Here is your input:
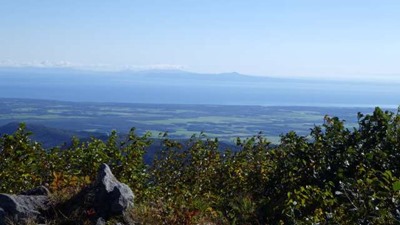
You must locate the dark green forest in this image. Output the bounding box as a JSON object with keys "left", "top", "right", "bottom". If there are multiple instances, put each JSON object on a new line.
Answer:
{"left": 1, "top": 107, "right": 400, "bottom": 224}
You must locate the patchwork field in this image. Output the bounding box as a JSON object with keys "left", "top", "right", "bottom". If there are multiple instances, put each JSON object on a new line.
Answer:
{"left": 0, "top": 98, "right": 384, "bottom": 144}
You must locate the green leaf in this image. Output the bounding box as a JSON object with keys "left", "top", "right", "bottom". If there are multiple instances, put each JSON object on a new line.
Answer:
{"left": 392, "top": 181, "right": 400, "bottom": 191}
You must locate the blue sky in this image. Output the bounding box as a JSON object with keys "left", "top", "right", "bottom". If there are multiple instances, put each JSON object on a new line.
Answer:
{"left": 1, "top": 0, "right": 400, "bottom": 80}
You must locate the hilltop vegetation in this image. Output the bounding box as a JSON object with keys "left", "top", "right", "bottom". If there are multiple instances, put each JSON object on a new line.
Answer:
{"left": 1, "top": 107, "right": 400, "bottom": 224}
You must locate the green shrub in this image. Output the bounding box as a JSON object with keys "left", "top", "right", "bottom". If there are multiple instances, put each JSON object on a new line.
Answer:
{"left": 1, "top": 107, "right": 400, "bottom": 224}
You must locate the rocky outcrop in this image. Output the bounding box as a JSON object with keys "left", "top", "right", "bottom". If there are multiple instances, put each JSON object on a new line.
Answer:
{"left": 0, "top": 164, "right": 134, "bottom": 225}
{"left": 0, "top": 186, "right": 50, "bottom": 225}
{"left": 94, "top": 164, "right": 134, "bottom": 217}
{"left": 54, "top": 163, "right": 135, "bottom": 224}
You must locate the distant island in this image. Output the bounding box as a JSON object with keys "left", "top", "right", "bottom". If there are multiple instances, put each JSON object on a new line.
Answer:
{"left": 0, "top": 67, "right": 398, "bottom": 107}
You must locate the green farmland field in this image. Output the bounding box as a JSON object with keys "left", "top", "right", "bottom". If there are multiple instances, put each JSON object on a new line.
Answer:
{"left": 0, "top": 98, "right": 386, "bottom": 144}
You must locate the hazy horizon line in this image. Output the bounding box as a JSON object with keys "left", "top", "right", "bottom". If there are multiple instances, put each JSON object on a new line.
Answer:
{"left": 1, "top": 60, "right": 399, "bottom": 83}
{"left": 0, "top": 96, "right": 397, "bottom": 110}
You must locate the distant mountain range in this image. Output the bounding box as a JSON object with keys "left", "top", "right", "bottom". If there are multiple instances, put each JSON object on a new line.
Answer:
{"left": 0, "top": 122, "right": 107, "bottom": 149}
{"left": 0, "top": 67, "right": 399, "bottom": 107}
{"left": 0, "top": 121, "right": 239, "bottom": 164}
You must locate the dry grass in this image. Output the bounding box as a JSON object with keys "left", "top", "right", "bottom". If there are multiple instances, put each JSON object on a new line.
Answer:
{"left": 4, "top": 217, "right": 56, "bottom": 225}
{"left": 127, "top": 201, "right": 224, "bottom": 225}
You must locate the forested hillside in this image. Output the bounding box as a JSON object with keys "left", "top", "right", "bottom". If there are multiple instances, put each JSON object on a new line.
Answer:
{"left": 1, "top": 107, "right": 400, "bottom": 224}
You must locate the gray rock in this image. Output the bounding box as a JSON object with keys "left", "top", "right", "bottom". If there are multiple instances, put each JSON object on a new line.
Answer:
{"left": 93, "top": 164, "right": 134, "bottom": 218}
{"left": 96, "top": 217, "right": 106, "bottom": 225}
{"left": 0, "top": 194, "right": 49, "bottom": 224}
{"left": 0, "top": 165, "right": 134, "bottom": 225}
{"left": 54, "top": 163, "right": 135, "bottom": 224}
{"left": 0, "top": 208, "right": 5, "bottom": 225}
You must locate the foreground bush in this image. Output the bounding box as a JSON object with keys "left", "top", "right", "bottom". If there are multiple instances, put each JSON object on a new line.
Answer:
{"left": 1, "top": 107, "right": 400, "bottom": 224}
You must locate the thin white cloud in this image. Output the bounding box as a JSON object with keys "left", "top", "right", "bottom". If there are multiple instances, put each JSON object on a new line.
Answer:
{"left": 0, "top": 60, "right": 74, "bottom": 68}
{"left": 0, "top": 60, "right": 186, "bottom": 71}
